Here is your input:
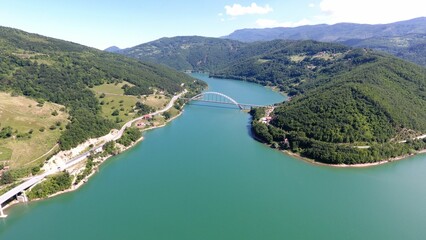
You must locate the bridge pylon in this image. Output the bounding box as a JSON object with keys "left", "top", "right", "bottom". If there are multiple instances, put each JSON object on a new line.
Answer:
{"left": 0, "top": 204, "right": 7, "bottom": 218}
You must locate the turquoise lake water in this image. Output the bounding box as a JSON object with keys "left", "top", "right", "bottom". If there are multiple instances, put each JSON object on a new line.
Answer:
{"left": 1, "top": 73, "right": 426, "bottom": 240}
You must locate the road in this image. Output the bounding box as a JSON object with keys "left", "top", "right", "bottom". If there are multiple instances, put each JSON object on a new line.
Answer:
{"left": 0, "top": 90, "right": 186, "bottom": 217}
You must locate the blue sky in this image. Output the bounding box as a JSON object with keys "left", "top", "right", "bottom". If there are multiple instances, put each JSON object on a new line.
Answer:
{"left": 0, "top": 0, "right": 424, "bottom": 49}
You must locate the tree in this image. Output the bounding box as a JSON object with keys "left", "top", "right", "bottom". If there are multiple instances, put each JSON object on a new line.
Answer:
{"left": 0, "top": 126, "right": 13, "bottom": 138}
{"left": 0, "top": 171, "right": 14, "bottom": 185}
{"left": 111, "top": 109, "right": 120, "bottom": 116}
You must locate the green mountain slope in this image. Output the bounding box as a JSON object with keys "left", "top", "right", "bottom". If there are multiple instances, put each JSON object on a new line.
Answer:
{"left": 119, "top": 35, "right": 426, "bottom": 164}
{"left": 342, "top": 34, "right": 426, "bottom": 66}
{"left": 223, "top": 17, "right": 426, "bottom": 66}
{"left": 260, "top": 55, "right": 426, "bottom": 164}
{"left": 119, "top": 36, "right": 245, "bottom": 71}
{"left": 0, "top": 26, "right": 203, "bottom": 150}
{"left": 211, "top": 40, "right": 351, "bottom": 94}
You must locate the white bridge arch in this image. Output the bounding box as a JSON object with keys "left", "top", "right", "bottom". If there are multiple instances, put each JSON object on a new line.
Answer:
{"left": 189, "top": 91, "right": 243, "bottom": 109}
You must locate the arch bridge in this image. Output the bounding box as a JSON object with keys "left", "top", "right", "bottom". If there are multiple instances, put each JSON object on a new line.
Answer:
{"left": 188, "top": 91, "right": 268, "bottom": 110}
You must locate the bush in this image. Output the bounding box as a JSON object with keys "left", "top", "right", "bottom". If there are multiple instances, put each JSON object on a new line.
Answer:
{"left": 0, "top": 126, "right": 13, "bottom": 139}
{"left": 111, "top": 109, "right": 120, "bottom": 116}
{"left": 27, "top": 171, "right": 72, "bottom": 199}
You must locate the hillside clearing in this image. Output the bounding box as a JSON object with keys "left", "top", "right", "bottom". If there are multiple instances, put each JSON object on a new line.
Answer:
{"left": 0, "top": 92, "right": 68, "bottom": 168}
{"left": 92, "top": 83, "right": 171, "bottom": 125}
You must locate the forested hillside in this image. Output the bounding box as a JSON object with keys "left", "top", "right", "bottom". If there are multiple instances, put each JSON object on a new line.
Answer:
{"left": 342, "top": 34, "right": 426, "bottom": 66}
{"left": 0, "top": 26, "right": 203, "bottom": 150}
{"left": 119, "top": 35, "right": 426, "bottom": 164}
{"left": 118, "top": 36, "right": 245, "bottom": 71}
{"left": 252, "top": 53, "right": 426, "bottom": 164}
{"left": 211, "top": 40, "right": 351, "bottom": 95}
{"left": 223, "top": 17, "right": 426, "bottom": 66}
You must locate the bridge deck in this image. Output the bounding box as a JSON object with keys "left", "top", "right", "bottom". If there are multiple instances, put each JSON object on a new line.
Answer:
{"left": 185, "top": 91, "right": 270, "bottom": 109}
{"left": 0, "top": 176, "right": 43, "bottom": 206}
{"left": 188, "top": 99, "right": 269, "bottom": 108}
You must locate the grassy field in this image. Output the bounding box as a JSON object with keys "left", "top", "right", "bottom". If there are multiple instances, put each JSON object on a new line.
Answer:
{"left": 143, "top": 95, "right": 170, "bottom": 110}
{"left": 290, "top": 55, "right": 306, "bottom": 63}
{"left": 92, "top": 83, "right": 171, "bottom": 125}
{"left": 0, "top": 146, "right": 12, "bottom": 161}
{"left": 0, "top": 92, "right": 68, "bottom": 168}
{"left": 92, "top": 82, "right": 133, "bottom": 95}
{"left": 165, "top": 107, "right": 180, "bottom": 119}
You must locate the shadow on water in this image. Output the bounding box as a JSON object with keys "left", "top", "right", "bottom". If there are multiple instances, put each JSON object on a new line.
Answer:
{"left": 246, "top": 118, "right": 255, "bottom": 139}
{"left": 188, "top": 102, "right": 241, "bottom": 110}
{"left": 189, "top": 102, "right": 256, "bottom": 139}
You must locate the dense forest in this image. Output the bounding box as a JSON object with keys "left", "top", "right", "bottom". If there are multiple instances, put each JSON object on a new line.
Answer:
{"left": 342, "top": 34, "right": 426, "bottom": 66}
{"left": 249, "top": 52, "right": 426, "bottom": 164}
{"left": 118, "top": 36, "right": 245, "bottom": 72}
{"left": 0, "top": 26, "right": 205, "bottom": 150}
{"left": 120, "top": 35, "right": 426, "bottom": 164}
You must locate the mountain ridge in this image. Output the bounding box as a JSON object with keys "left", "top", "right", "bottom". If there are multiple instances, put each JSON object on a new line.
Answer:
{"left": 224, "top": 17, "right": 426, "bottom": 42}
{"left": 223, "top": 17, "right": 426, "bottom": 66}
{"left": 104, "top": 46, "right": 121, "bottom": 53}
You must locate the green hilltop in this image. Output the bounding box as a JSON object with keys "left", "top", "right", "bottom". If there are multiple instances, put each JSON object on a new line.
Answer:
{"left": 119, "top": 36, "right": 245, "bottom": 72}
{"left": 0, "top": 26, "right": 204, "bottom": 150}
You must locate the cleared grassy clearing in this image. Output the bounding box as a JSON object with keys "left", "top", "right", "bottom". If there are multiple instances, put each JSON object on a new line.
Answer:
{"left": 0, "top": 146, "right": 12, "bottom": 161}
{"left": 257, "top": 59, "right": 271, "bottom": 64}
{"left": 0, "top": 92, "right": 68, "bottom": 168}
{"left": 143, "top": 94, "right": 170, "bottom": 110}
{"left": 98, "top": 94, "right": 138, "bottom": 123}
{"left": 92, "top": 83, "right": 171, "bottom": 125}
{"left": 166, "top": 107, "right": 180, "bottom": 119}
{"left": 290, "top": 55, "right": 306, "bottom": 63}
{"left": 92, "top": 81, "right": 134, "bottom": 95}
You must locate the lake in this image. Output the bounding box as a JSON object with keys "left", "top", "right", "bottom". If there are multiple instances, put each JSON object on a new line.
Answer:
{"left": 1, "top": 73, "right": 425, "bottom": 240}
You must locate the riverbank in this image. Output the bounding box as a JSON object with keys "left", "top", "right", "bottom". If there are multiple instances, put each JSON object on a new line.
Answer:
{"left": 52, "top": 110, "right": 185, "bottom": 196}
{"left": 0, "top": 91, "right": 188, "bottom": 212}
{"left": 2, "top": 110, "right": 186, "bottom": 211}
{"left": 250, "top": 101, "right": 426, "bottom": 168}
{"left": 280, "top": 147, "right": 426, "bottom": 168}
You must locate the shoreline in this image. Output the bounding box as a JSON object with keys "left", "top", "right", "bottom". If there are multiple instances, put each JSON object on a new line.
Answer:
{"left": 280, "top": 146, "right": 426, "bottom": 168}
{"left": 1, "top": 108, "right": 186, "bottom": 212}
{"left": 250, "top": 121, "right": 426, "bottom": 168}
{"left": 251, "top": 103, "right": 426, "bottom": 168}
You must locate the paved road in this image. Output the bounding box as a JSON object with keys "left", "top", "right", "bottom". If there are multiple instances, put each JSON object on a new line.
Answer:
{"left": 0, "top": 90, "right": 186, "bottom": 216}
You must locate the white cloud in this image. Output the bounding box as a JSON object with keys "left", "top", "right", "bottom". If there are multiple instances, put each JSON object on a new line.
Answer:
{"left": 225, "top": 3, "right": 273, "bottom": 16}
{"left": 256, "top": 18, "right": 312, "bottom": 28}
{"left": 319, "top": 0, "right": 426, "bottom": 24}
{"left": 308, "top": 3, "right": 315, "bottom": 8}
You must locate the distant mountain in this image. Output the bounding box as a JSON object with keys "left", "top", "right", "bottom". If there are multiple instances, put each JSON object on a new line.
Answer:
{"left": 341, "top": 33, "right": 426, "bottom": 66}
{"left": 119, "top": 36, "right": 245, "bottom": 71}
{"left": 223, "top": 17, "right": 426, "bottom": 66}
{"left": 104, "top": 46, "right": 121, "bottom": 53}
{"left": 224, "top": 17, "right": 426, "bottom": 42}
